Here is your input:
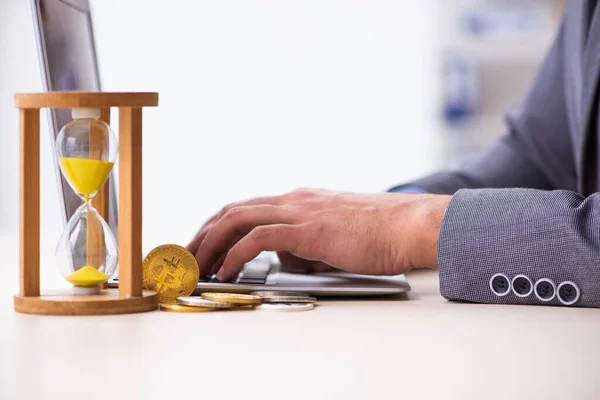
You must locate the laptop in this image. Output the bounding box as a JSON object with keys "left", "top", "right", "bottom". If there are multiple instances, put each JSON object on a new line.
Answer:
{"left": 32, "top": 0, "right": 411, "bottom": 296}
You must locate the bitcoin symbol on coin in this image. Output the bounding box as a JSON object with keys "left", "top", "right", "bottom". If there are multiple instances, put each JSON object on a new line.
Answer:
{"left": 142, "top": 244, "right": 199, "bottom": 303}
{"left": 153, "top": 256, "right": 186, "bottom": 295}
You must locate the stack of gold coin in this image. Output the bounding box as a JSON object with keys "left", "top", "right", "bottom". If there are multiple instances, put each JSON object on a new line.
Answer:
{"left": 202, "top": 292, "right": 262, "bottom": 305}
{"left": 250, "top": 291, "right": 317, "bottom": 311}
{"left": 143, "top": 244, "right": 318, "bottom": 313}
{"left": 171, "top": 293, "right": 262, "bottom": 312}
{"left": 172, "top": 292, "right": 316, "bottom": 313}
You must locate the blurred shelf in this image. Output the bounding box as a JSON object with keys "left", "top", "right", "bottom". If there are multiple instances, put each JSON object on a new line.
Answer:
{"left": 434, "top": 0, "right": 563, "bottom": 170}
{"left": 437, "top": 0, "right": 562, "bottom": 62}
{"left": 442, "top": 35, "right": 554, "bottom": 62}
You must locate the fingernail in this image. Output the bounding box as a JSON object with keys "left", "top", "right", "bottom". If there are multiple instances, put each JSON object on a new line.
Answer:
{"left": 216, "top": 270, "right": 225, "bottom": 281}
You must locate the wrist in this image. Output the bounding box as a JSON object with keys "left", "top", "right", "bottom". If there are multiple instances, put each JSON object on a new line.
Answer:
{"left": 409, "top": 194, "right": 451, "bottom": 268}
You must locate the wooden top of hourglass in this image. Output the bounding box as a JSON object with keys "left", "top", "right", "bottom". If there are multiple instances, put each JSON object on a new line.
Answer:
{"left": 14, "top": 91, "right": 159, "bottom": 316}
{"left": 15, "top": 91, "right": 159, "bottom": 108}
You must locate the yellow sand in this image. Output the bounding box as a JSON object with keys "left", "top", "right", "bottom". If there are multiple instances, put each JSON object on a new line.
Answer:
{"left": 66, "top": 265, "right": 109, "bottom": 287}
{"left": 59, "top": 157, "right": 113, "bottom": 199}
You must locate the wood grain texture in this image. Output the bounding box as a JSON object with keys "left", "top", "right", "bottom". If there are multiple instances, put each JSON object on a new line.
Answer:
{"left": 15, "top": 92, "right": 158, "bottom": 109}
{"left": 118, "top": 108, "right": 143, "bottom": 297}
{"left": 20, "top": 109, "right": 40, "bottom": 297}
{"left": 14, "top": 289, "right": 157, "bottom": 315}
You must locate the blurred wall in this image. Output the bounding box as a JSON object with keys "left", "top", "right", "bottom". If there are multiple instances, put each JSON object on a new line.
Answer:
{"left": 435, "top": 0, "right": 563, "bottom": 167}
{"left": 0, "top": 0, "right": 62, "bottom": 236}
{"left": 0, "top": 1, "right": 439, "bottom": 246}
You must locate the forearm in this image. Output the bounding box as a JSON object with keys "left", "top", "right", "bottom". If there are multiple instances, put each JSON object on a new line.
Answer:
{"left": 408, "top": 194, "right": 451, "bottom": 268}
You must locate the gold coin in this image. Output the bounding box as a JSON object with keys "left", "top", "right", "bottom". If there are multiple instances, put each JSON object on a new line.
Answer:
{"left": 159, "top": 303, "right": 214, "bottom": 313}
{"left": 177, "top": 296, "right": 237, "bottom": 309}
{"left": 142, "top": 244, "right": 199, "bottom": 304}
{"left": 201, "top": 292, "right": 262, "bottom": 305}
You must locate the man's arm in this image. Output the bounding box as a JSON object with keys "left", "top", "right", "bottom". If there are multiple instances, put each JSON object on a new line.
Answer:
{"left": 186, "top": 186, "right": 600, "bottom": 309}
{"left": 438, "top": 188, "right": 600, "bottom": 307}
{"left": 428, "top": 14, "right": 600, "bottom": 307}
{"left": 391, "top": 16, "right": 577, "bottom": 195}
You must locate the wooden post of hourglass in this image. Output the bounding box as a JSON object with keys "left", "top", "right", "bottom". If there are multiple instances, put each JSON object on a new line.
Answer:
{"left": 117, "top": 107, "right": 143, "bottom": 297}
{"left": 19, "top": 108, "right": 41, "bottom": 298}
{"left": 13, "top": 92, "right": 159, "bottom": 315}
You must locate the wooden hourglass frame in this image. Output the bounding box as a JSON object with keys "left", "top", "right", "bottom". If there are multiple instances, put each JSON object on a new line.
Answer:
{"left": 14, "top": 92, "right": 159, "bottom": 315}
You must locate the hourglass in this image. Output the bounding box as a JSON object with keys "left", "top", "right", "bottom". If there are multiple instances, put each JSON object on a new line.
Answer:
{"left": 14, "top": 92, "right": 159, "bottom": 315}
{"left": 55, "top": 108, "right": 118, "bottom": 294}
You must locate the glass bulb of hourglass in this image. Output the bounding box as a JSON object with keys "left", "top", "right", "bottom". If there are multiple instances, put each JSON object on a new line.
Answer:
{"left": 56, "top": 206, "right": 118, "bottom": 287}
{"left": 55, "top": 108, "right": 119, "bottom": 292}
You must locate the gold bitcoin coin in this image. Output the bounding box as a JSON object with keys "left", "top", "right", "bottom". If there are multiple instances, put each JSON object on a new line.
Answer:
{"left": 201, "top": 292, "right": 262, "bottom": 305}
{"left": 159, "top": 303, "right": 214, "bottom": 313}
{"left": 142, "top": 244, "right": 199, "bottom": 304}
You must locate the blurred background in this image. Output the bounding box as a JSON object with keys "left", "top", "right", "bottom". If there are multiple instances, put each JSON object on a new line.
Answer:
{"left": 0, "top": 0, "right": 564, "bottom": 249}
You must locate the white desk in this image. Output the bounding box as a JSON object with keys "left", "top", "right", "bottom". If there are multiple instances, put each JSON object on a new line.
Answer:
{"left": 2, "top": 233, "right": 600, "bottom": 400}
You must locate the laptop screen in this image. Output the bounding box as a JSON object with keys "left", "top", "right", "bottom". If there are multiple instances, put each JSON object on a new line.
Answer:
{"left": 39, "top": 0, "right": 100, "bottom": 131}
{"left": 36, "top": 0, "right": 117, "bottom": 234}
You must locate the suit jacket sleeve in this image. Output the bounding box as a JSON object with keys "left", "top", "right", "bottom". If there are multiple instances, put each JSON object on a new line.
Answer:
{"left": 438, "top": 188, "right": 600, "bottom": 308}
{"left": 393, "top": 17, "right": 577, "bottom": 194}
{"left": 433, "top": 17, "right": 600, "bottom": 308}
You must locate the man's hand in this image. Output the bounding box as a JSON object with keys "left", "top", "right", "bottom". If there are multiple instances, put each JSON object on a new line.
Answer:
{"left": 186, "top": 188, "right": 451, "bottom": 281}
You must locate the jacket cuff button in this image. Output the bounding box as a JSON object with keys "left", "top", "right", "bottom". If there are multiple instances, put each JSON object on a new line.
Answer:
{"left": 534, "top": 278, "right": 556, "bottom": 302}
{"left": 489, "top": 273, "right": 511, "bottom": 296}
{"left": 511, "top": 275, "right": 533, "bottom": 297}
{"left": 557, "top": 281, "right": 580, "bottom": 306}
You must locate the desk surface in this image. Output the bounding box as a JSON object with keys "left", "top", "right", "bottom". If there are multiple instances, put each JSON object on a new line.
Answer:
{"left": 1, "top": 233, "right": 600, "bottom": 400}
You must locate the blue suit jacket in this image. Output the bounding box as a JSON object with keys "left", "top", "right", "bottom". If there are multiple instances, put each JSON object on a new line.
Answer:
{"left": 395, "top": 1, "right": 600, "bottom": 307}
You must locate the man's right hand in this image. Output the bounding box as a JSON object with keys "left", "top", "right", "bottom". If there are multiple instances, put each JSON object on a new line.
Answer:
{"left": 186, "top": 188, "right": 450, "bottom": 281}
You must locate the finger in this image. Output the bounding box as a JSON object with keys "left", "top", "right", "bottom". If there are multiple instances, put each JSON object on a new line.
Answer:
{"left": 196, "top": 205, "right": 296, "bottom": 272}
{"left": 208, "top": 234, "right": 242, "bottom": 276}
{"left": 197, "top": 233, "right": 241, "bottom": 277}
{"left": 186, "top": 194, "right": 291, "bottom": 254}
{"left": 208, "top": 252, "right": 227, "bottom": 276}
{"left": 214, "top": 195, "right": 291, "bottom": 221}
{"left": 217, "top": 224, "right": 303, "bottom": 281}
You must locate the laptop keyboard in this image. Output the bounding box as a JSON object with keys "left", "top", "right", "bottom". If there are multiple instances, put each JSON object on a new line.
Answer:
{"left": 200, "top": 262, "right": 272, "bottom": 285}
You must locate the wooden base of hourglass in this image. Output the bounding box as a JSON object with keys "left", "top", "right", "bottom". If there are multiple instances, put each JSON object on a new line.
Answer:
{"left": 14, "top": 290, "right": 158, "bottom": 316}
{"left": 13, "top": 92, "right": 159, "bottom": 316}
